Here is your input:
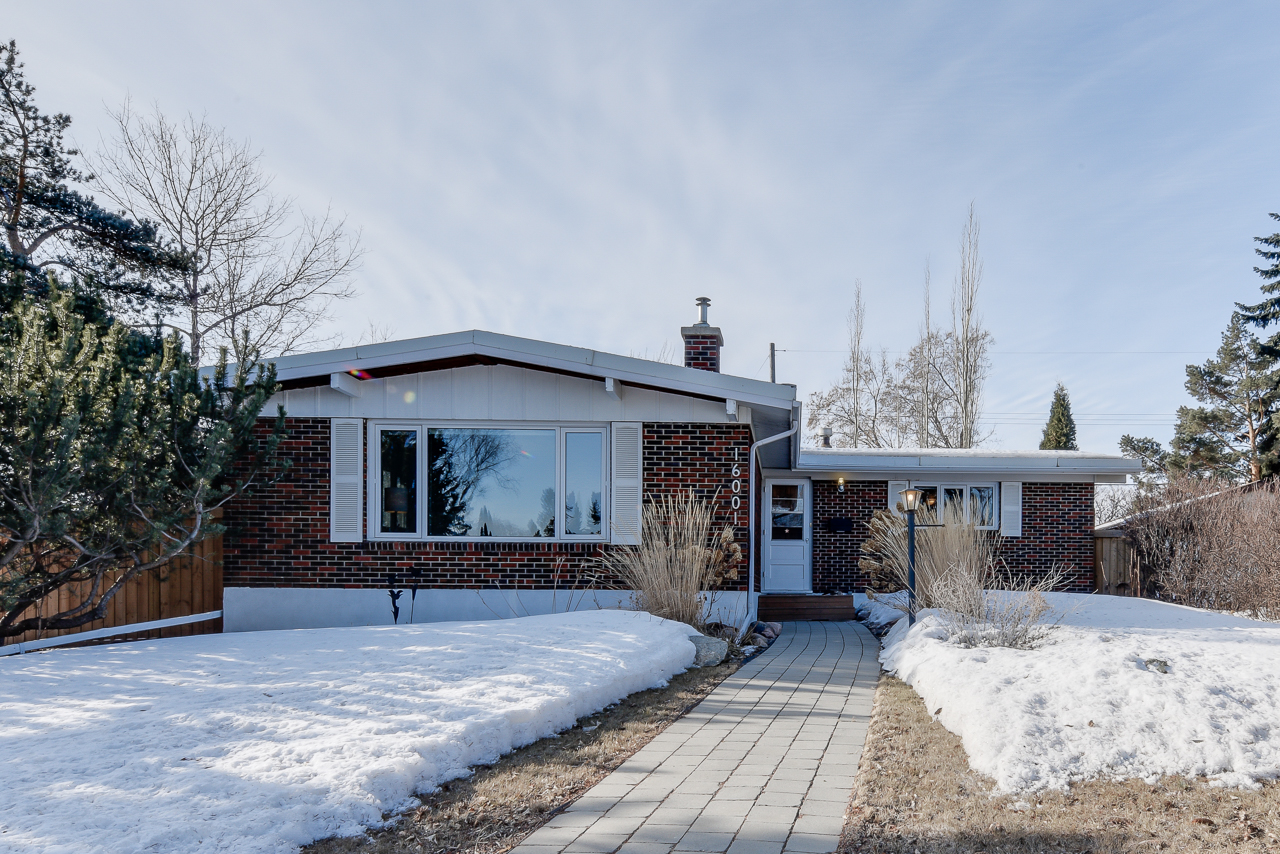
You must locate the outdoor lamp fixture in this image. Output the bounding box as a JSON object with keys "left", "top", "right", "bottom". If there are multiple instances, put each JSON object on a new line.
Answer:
{"left": 900, "top": 488, "right": 924, "bottom": 626}
{"left": 837, "top": 476, "right": 845, "bottom": 493}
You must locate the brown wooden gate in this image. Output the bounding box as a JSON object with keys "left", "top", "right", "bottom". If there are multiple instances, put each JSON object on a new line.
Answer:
{"left": 1094, "top": 529, "right": 1138, "bottom": 596}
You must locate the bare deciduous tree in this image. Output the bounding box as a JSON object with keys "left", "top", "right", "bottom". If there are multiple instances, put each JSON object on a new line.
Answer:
{"left": 807, "top": 206, "right": 993, "bottom": 449}
{"left": 93, "top": 103, "right": 361, "bottom": 366}
{"left": 1129, "top": 478, "right": 1280, "bottom": 618}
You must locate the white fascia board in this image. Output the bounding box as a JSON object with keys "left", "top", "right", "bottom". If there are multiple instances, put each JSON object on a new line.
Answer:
{"left": 776, "top": 468, "right": 1127, "bottom": 484}
{"left": 795, "top": 449, "right": 1142, "bottom": 479}
{"left": 263, "top": 329, "right": 797, "bottom": 412}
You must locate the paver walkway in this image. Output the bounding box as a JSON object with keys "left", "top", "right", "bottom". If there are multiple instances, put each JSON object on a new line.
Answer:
{"left": 512, "top": 620, "right": 879, "bottom": 854}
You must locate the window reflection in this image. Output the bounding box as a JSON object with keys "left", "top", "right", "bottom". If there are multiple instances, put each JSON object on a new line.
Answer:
{"left": 971, "top": 486, "right": 996, "bottom": 527}
{"left": 426, "top": 428, "right": 557, "bottom": 537}
{"left": 564, "top": 432, "right": 603, "bottom": 536}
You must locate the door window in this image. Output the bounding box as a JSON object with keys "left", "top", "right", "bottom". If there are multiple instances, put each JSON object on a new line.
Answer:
{"left": 770, "top": 484, "right": 804, "bottom": 540}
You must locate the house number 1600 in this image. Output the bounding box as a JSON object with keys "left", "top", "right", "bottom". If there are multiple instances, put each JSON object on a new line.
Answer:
{"left": 730, "top": 462, "right": 742, "bottom": 510}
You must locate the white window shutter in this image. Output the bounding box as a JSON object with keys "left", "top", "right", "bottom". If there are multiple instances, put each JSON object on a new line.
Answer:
{"left": 330, "top": 418, "right": 364, "bottom": 542}
{"left": 610, "top": 422, "right": 643, "bottom": 545}
{"left": 1000, "top": 482, "right": 1022, "bottom": 538}
{"left": 887, "top": 481, "right": 909, "bottom": 517}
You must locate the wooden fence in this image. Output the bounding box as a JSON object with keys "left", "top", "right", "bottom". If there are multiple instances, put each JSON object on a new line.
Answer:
{"left": 2, "top": 527, "right": 224, "bottom": 648}
{"left": 1095, "top": 529, "right": 1139, "bottom": 596}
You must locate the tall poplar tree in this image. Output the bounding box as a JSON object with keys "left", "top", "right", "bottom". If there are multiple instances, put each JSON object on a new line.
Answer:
{"left": 1040, "top": 384, "right": 1079, "bottom": 451}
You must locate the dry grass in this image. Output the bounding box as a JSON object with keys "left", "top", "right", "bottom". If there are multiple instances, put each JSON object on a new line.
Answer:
{"left": 841, "top": 675, "right": 1280, "bottom": 853}
{"left": 306, "top": 659, "right": 740, "bottom": 854}
{"left": 600, "top": 489, "right": 742, "bottom": 630}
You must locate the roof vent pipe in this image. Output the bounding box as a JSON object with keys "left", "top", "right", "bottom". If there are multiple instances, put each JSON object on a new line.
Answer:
{"left": 821, "top": 427, "right": 833, "bottom": 448}
{"left": 694, "top": 296, "right": 711, "bottom": 326}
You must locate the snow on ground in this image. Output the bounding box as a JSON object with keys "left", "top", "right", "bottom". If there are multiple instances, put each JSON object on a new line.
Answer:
{"left": 880, "top": 592, "right": 1280, "bottom": 792}
{"left": 0, "top": 610, "right": 696, "bottom": 854}
{"left": 852, "top": 592, "right": 907, "bottom": 634}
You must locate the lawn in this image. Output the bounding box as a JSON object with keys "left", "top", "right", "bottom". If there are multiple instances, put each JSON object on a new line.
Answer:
{"left": 0, "top": 610, "right": 699, "bottom": 854}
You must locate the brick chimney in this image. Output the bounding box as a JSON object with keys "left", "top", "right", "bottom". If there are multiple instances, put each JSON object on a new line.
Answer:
{"left": 682, "top": 296, "right": 723, "bottom": 372}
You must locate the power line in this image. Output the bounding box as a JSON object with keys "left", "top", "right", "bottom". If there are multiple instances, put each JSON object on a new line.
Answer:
{"left": 777, "top": 348, "right": 1212, "bottom": 355}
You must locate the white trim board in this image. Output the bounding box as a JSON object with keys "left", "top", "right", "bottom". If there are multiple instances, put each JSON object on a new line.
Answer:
{"left": 223, "top": 588, "right": 752, "bottom": 633}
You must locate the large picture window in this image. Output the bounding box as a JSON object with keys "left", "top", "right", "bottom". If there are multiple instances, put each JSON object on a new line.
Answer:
{"left": 370, "top": 423, "right": 608, "bottom": 541}
{"left": 910, "top": 482, "right": 999, "bottom": 530}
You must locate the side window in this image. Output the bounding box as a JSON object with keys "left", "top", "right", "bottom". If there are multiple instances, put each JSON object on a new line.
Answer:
{"left": 563, "top": 430, "right": 605, "bottom": 536}
{"left": 379, "top": 428, "right": 419, "bottom": 535}
{"left": 970, "top": 485, "right": 997, "bottom": 528}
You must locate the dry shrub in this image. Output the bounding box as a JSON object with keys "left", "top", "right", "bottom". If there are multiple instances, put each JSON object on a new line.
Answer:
{"left": 860, "top": 505, "right": 1063, "bottom": 649}
{"left": 600, "top": 490, "right": 741, "bottom": 630}
{"left": 1130, "top": 478, "right": 1280, "bottom": 617}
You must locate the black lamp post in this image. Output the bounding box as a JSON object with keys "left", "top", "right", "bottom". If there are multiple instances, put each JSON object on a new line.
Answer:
{"left": 900, "top": 487, "right": 924, "bottom": 626}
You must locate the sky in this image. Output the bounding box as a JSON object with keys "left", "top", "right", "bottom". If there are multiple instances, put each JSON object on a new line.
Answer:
{"left": 11, "top": 2, "right": 1280, "bottom": 452}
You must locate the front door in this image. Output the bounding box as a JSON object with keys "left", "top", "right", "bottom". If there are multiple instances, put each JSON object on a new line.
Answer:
{"left": 763, "top": 480, "right": 810, "bottom": 592}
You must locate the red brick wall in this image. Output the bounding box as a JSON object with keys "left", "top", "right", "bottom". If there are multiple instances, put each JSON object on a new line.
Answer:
{"left": 643, "top": 423, "right": 752, "bottom": 591}
{"left": 811, "top": 480, "right": 886, "bottom": 593}
{"left": 223, "top": 419, "right": 752, "bottom": 591}
{"left": 809, "top": 480, "right": 1095, "bottom": 593}
{"left": 682, "top": 335, "right": 722, "bottom": 372}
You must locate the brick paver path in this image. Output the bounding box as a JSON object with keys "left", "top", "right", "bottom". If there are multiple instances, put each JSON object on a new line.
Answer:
{"left": 511, "top": 620, "right": 879, "bottom": 854}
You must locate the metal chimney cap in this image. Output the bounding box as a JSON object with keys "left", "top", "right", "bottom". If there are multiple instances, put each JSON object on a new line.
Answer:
{"left": 694, "top": 297, "right": 711, "bottom": 326}
{"left": 821, "top": 426, "right": 833, "bottom": 448}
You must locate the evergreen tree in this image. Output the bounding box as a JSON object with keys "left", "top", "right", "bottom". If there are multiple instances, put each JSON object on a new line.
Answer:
{"left": 1039, "top": 384, "right": 1079, "bottom": 450}
{"left": 0, "top": 279, "right": 284, "bottom": 637}
{"left": 1169, "top": 314, "right": 1276, "bottom": 481}
{"left": 0, "top": 41, "right": 183, "bottom": 312}
{"left": 1236, "top": 212, "right": 1280, "bottom": 477}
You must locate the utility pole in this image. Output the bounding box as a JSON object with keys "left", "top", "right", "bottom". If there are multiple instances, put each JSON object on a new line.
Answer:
{"left": 769, "top": 343, "right": 776, "bottom": 383}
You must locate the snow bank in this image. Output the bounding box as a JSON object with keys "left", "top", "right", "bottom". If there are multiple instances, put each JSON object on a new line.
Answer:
{"left": 881, "top": 593, "right": 1280, "bottom": 792}
{"left": 0, "top": 610, "right": 695, "bottom": 854}
{"left": 853, "top": 591, "right": 906, "bottom": 634}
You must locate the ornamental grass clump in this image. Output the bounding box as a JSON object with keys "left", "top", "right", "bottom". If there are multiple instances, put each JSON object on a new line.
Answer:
{"left": 859, "top": 505, "right": 1063, "bottom": 649}
{"left": 601, "top": 490, "right": 741, "bottom": 630}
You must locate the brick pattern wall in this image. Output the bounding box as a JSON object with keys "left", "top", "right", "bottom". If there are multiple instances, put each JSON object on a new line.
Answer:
{"left": 223, "top": 418, "right": 752, "bottom": 591}
{"left": 643, "top": 423, "right": 753, "bottom": 592}
{"left": 811, "top": 481, "right": 886, "bottom": 593}
{"left": 1000, "top": 482, "right": 1095, "bottom": 591}
{"left": 682, "top": 335, "right": 722, "bottom": 372}
{"left": 808, "top": 480, "right": 1095, "bottom": 593}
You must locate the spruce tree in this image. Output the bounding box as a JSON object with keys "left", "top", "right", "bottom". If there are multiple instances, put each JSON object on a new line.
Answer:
{"left": 1236, "top": 212, "right": 1280, "bottom": 476}
{"left": 1040, "top": 384, "right": 1079, "bottom": 451}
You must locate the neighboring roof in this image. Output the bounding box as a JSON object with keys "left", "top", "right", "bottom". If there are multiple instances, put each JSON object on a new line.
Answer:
{"left": 795, "top": 447, "right": 1142, "bottom": 480}
{"left": 243, "top": 329, "right": 798, "bottom": 412}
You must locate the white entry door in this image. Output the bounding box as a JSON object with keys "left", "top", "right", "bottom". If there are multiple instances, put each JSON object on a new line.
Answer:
{"left": 763, "top": 480, "right": 811, "bottom": 592}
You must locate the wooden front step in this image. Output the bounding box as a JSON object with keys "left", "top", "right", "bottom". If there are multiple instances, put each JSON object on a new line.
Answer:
{"left": 758, "top": 594, "right": 856, "bottom": 622}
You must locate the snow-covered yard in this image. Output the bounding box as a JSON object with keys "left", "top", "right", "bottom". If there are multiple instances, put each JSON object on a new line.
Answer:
{"left": 873, "top": 593, "right": 1280, "bottom": 793}
{"left": 0, "top": 610, "right": 696, "bottom": 854}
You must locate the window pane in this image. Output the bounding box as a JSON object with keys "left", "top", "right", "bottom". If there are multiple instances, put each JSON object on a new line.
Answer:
{"left": 380, "top": 430, "right": 417, "bottom": 534}
{"left": 943, "top": 487, "right": 965, "bottom": 524}
{"left": 564, "top": 432, "right": 604, "bottom": 536}
{"left": 915, "top": 486, "right": 939, "bottom": 524}
{"left": 771, "top": 485, "right": 804, "bottom": 540}
{"left": 971, "top": 486, "right": 995, "bottom": 527}
{"left": 427, "top": 428, "right": 557, "bottom": 537}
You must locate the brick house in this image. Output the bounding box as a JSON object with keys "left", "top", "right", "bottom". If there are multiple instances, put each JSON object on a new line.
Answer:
{"left": 221, "top": 301, "right": 1138, "bottom": 631}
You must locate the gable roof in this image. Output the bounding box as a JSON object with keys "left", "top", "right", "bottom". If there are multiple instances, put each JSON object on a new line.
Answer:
{"left": 259, "top": 329, "right": 797, "bottom": 412}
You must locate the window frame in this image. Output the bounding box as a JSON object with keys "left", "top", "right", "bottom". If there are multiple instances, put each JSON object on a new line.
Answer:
{"left": 908, "top": 481, "right": 1000, "bottom": 531}
{"left": 366, "top": 421, "right": 610, "bottom": 543}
